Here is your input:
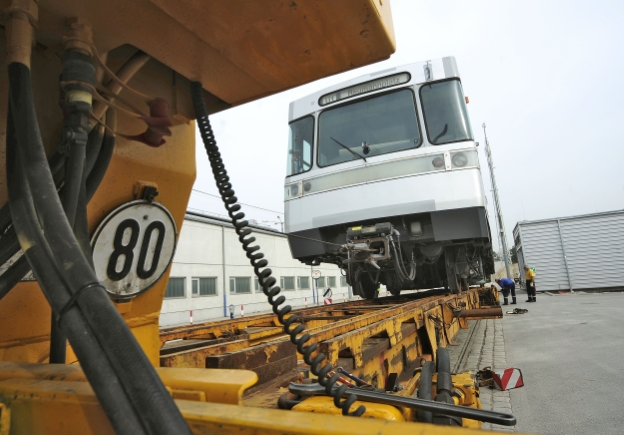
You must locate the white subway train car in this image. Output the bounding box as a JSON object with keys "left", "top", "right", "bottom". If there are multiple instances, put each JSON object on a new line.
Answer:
{"left": 284, "top": 57, "right": 494, "bottom": 298}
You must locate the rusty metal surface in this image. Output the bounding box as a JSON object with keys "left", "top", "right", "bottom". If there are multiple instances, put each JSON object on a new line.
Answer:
{"left": 160, "top": 289, "right": 497, "bottom": 392}
{"left": 459, "top": 308, "right": 503, "bottom": 319}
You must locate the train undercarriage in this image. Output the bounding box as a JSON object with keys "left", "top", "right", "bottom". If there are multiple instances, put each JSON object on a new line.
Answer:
{"left": 289, "top": 208, "right": 496, "bottom": 298}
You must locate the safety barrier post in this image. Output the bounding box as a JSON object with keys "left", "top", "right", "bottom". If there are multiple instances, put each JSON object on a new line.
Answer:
{"left": 305, "top": 297, "right": 308, "bottom": 308}
{"left": 190, "top": 310, "right": 193, "bottom": 325}
{"left": 240, "top": 305, "right": 244, "bottom": 318}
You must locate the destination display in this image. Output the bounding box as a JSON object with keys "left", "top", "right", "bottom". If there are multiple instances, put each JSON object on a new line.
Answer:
{"left": 318, "top": 72, "right": 410, "bottom": 106}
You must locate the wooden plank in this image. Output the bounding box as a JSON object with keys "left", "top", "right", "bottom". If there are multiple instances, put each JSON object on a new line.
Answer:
{"left": 160, "top": 340, "right": 249, "bottom": 368}
{"left": 252, "top": 355, "right": 298, "bottom": 386}
{"left": 205, "top": 340, "right": 295, "bottom": 370}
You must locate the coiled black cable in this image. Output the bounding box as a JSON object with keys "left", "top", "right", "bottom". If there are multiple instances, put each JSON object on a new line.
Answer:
{"left": 191, "top": 81, "right": 364, "bottom": 417}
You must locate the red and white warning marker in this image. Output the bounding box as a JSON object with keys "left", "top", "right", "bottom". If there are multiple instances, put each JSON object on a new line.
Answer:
{"left": 492, "top": 368, "right": 524, "bottom": 390}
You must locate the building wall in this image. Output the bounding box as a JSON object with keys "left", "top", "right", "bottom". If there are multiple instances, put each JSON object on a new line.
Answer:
{"left": 160, "top": 214, "right": 355, "bottom": 327}
{"left": 513, "top": 210, "right": 624, "bottom": 292}
{"left": 493, "top": 263, "right": 519, "bottom": 280}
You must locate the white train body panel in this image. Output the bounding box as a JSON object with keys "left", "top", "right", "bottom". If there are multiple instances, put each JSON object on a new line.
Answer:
{"left": 285, "top": 162, "right": 485, "bottom": 233}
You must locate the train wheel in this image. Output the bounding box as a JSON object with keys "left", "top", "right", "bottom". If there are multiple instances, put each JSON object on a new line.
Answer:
{"left": 384, "top": 272, "right": 401, "bottom": 296}
{"left": 354, "top": 273, "right": 378, "bottom": 299}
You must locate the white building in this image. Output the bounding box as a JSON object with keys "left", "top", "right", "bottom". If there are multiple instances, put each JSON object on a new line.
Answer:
{"left": 160, "top": 212, "right": 355, "bottom": 327}
{"left": 513, "top": 210, "right": 624, "bottom": 292}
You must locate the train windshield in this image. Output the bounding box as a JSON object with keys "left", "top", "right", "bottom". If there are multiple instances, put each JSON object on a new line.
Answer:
{"left": 287, "top": 116, "right": 314, "bottom": 176}
{"left": 420, "top": 79, "right": 473, "bottom": 145}
{"left": 317, "top": 89, "right": 421, "bottom": 167}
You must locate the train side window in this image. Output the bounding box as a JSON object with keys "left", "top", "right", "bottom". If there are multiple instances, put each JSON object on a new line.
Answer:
{"left": 419, "top": 79, "right": 473, "bottom": 145}
{"left": 287, "top": 116, "right": 314, "bottom": 176}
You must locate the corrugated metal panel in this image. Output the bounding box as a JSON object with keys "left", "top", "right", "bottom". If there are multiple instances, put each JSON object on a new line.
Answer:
{"left": 560, "top": 213, "right": 624, "bottom": 290}
{"left": 519, "top": 221, "right": 570, "bottom": 291}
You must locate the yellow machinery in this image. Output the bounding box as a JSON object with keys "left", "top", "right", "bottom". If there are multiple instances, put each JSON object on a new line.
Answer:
{"left": 0, "top": 0, "right": 517, "bottom": 433}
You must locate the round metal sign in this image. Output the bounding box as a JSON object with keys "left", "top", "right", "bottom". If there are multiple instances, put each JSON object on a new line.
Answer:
{"left": 91, "top": 200, "right": 177, "bottom": 299}
{"left": 312, "top": 270, "right": 321, "bottom": 279}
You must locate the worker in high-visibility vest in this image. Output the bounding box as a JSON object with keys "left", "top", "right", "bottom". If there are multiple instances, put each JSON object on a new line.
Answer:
{"left": 524, "top": 265, "right": 536, "bottom": 302}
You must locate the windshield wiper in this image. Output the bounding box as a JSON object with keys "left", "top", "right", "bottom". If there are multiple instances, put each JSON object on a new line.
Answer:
{"left": 432, "top": 123, "right": 448, "bottom": 143}
{"left": 330, "top": 137, "right": 367, "bottom": 163}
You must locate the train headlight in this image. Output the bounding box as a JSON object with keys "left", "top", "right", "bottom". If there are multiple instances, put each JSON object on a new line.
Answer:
{"left": 303, "top": 181, "right": 311, "bottom": 192}
{"left": 451, "top": 153, "right": 468, "bottom": 167}
{"left": 284, "top": 183, "right": 300, "bottom": 199}
{"left": 432, "top": 156, "right": 445, "bottom": 168}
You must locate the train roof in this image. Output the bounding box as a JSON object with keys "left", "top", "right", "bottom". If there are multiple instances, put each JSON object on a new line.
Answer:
{"left": 289, "top": 56, "right": 460, "bottom": 121}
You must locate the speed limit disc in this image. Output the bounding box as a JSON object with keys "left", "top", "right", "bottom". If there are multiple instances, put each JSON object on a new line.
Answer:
{"left": 92, "top": 200, "right": 178, "bottom": 299}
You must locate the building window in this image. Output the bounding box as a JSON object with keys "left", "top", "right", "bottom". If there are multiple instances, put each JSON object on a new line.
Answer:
{"left": 165, "top": 277, "right": 185, "bottom": 298}
{"left": 340, "top": 276, "right": 347, "bottom": 287}
{"left": 230, "top": 277, "right": 251, "bottom": 294}
{"left": 328, "top": 276, "right": 336, "bottom": 287}
{"left": 281, "top": 276, "right": 295, "bottom": 290}
{"left": 316, "top": 277, "right": 325, "bottom": 288}
{"left": 192, "top": 277, "right": 217, "bottom": 297}
{"left": 254, "top": 277, "right": 260, "bottom": 291}
{"left": 298, "top": 276, "right": 310, "bottom": 289}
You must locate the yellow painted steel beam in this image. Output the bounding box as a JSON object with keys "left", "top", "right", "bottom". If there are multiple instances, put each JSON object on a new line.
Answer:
{"left": 0, "top": 374, "right": 515, "bottom": 434}
{"left": 0, "top": 362, "right": 257, "bottom": 406}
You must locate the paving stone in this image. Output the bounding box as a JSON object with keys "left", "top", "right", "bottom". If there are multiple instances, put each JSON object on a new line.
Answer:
{"left": 492, "top": 396, "right": 511, "bottom": 403}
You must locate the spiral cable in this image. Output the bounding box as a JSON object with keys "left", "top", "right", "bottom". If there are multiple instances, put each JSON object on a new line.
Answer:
{"left": 191, "top": 82, "right": 364, "bottom": 417}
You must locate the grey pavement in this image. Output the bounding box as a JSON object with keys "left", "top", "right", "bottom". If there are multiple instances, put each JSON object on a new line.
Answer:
{"left": 451, "top": 290, "right": 624, "bottom": 434}
{"left": 455, "top": 317, "right": 517, "bottom": 433}
{"left": 502, "top": 290, "right": 624, "bottom": 435}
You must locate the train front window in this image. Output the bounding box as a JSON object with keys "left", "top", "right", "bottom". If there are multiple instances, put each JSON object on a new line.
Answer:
{"left": 317, "top": 89, "right": 421, "bottom": 167}
{"left": 287, "top": 116, "right": 314, "bottom": 176}
{"left": 420, "top": 79, "right": 473, "bottom": 145}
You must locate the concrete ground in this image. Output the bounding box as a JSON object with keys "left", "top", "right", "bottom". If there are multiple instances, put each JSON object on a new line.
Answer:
{"left": 504, "top": 290, "right": 624, "bottom": 435}
{"left": 454, "top": 289, "right": 624, "bottom": 434}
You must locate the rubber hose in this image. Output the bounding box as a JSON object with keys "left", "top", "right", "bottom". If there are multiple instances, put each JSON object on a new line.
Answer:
{"left": 191, "top": 81, "right": 364, "bottom": 417}
{"left": 416, "top": 361, "right": 434, "bottom": 423}
{"left": 0, "top": 118, "right": 110, "bottom": 303}
{"left": 8, "top": 62, "right": 191, "bottom": 435}
{"left": 6, "top": 102, "right": 146, "bottom": 434}
{"left": 0, "top": 256, "right": 30, "bottom": 300}
{"left": 433, "top": 347, "right": 462, "bottom": 426}
{"left": 86, "top": 109, "right": 116, "bottom": 201}
{"left": 84, "top": 123, "right": 105, "bottom": 176}
{"left": 0, "top": 228, "right": 20, "bottom": 265}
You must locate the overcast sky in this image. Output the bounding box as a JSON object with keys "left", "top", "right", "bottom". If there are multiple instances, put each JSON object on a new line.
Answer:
{"left": 189, "top": 0, "right": 624, "bottom": 252}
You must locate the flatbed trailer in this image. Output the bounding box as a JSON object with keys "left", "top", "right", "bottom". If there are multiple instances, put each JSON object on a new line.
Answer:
{"left": 159, "top": 287, "right": 503, "bottom": 409}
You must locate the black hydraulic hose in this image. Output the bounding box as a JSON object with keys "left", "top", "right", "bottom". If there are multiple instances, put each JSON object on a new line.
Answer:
{"left": 74, "top": 178, "right": 94, "bottom": 268}
{"left": 0, "top": 256, "right": 30, "bottom": 300}
{"left": 86, "top": 110, "right": 116, "bottom": 201}
{"left": 53, "top": 117, "right": 89, "bottom": 364}
{"left": 8, "top": 62, "right": 191, "bottom": 435}
{"left": 0, "top": 120, "right": 110, "bottom": 303}
{"left": 0, "top": 228, "right": 20, "bottom": 265}
{"left": 191, "top": 81, "right": 364, "bottom": 417}
{"left": 60, "top": 134, "right": 86, "bottom": 226}
{"left": 6, "top": 102, "right": 146, "bottom": 435}
{"left": 84, "top": 124, "right": 105, "bottom": 176}
{"left": 433, "top": 347, "right": 462, "bottom": 426}
{"left": 416, "top": 361, "right": 434, "bottom": 423}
